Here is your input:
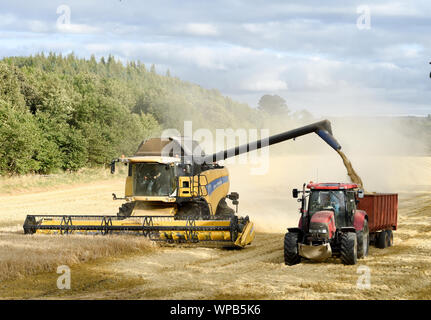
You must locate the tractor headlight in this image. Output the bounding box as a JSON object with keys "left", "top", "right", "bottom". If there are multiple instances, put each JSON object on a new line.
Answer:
{"left": 309, "top": 222, "right": 329, "bottom": 239}
{"left": 310, "top": 228, "right": 327, "bottom": 234}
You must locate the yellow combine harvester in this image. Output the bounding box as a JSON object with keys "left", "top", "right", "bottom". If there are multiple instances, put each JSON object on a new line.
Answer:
{"left": 23, "top": 120, "right": 341, "bottom": 248}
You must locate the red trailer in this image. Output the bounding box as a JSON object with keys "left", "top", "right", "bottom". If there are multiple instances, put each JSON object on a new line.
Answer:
{"left": 357, "top": 193, "right": 398, "bottom": 248}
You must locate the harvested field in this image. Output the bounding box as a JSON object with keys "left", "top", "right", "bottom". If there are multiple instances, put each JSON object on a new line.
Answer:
{"left": 0, "top": 156, "right": 430, "bottom": 299}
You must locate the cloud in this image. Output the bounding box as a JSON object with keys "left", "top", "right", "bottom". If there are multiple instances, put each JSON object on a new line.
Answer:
{"left": 0, "top": 0, "right": 429, "bottom": 116}
{"left": 56, "top": 23, "right": 101, "bottom": 34}
{"left": 241, "top": 79, "right": 288, "bottom": 91}
{"left": 27, "top": 20, "right": 50, "bottom": 33}
{"left": 370, "top": 2, "right": 422, "bottom": 17}
{"left": 181, "top": 23, "right": 219, "bottom": 36}
{"left": 0, "top": 13, "right": 17, "bottom": 27}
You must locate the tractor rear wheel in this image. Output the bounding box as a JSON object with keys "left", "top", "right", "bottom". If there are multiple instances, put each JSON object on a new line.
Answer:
{"left": 284, "top": 232, "right": 301, "bottom": 266}
{"left": 340, "top": 232, "right": 358, "bottom": 265}
{"left": 357, "top": 220, "right": 369, "bottom": 259}
{"left": 375, "top": 230, "right": 388, "bottom": 249}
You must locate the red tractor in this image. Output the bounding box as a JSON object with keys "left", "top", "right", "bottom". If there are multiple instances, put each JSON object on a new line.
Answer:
{"left": 284, "top": 182, "right": 398, "bottom": 265}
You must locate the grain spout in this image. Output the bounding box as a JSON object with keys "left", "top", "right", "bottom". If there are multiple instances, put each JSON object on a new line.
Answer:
{"left": 336, "top": 150, "right": 364, "bottom": 189}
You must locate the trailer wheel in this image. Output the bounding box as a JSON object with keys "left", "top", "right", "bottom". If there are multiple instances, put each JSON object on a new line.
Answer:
{"left": 357, "top": 220, "right": 369, "bottom": 259}
{"left": 375, "top": 231, "right": 388, "bottom": 249}
{"left": 340, "top": 232, "right": 357, "bottom": 265}
{"left": 386, "top": 230, "right": 393, "bottom": 247}
{"left": 284, "top": 232, "right": 301, "bottom": 266}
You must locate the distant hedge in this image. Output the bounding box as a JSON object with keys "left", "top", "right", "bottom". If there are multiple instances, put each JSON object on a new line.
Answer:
{"left": 0, "top": 53, "right": 261, "bottom": 174}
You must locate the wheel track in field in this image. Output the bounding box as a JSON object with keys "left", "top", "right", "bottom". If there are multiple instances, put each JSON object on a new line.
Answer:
{"left": 60, "top": 232, "right": 288, "bottom": 300}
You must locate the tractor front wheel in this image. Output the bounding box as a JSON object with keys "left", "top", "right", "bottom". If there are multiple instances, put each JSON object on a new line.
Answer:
{"left": 340, "top": 232, "right": 358, "bottom": 265}
{"left": 284, "top": 232, "right": 301, "bottom": 266}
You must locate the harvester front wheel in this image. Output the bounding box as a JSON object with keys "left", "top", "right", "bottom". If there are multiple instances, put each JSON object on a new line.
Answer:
{"left": 284, "top": 232, "right": 301, "bottom": 266}
{"left": 357, "top": 220, "right": 369, "bottom": 259}
{"left": 340, "top": 232, "right": 357, "bottom": 265}
{"left": 117, "top": 202, "right": 135, "bottom": 218}
{"left": 215, "top": 198, "right": 235, "bottom": 216}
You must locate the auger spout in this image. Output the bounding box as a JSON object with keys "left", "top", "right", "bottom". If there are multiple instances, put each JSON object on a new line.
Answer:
{"left": 203, "top": 119, "right": 341, "bottom": 163}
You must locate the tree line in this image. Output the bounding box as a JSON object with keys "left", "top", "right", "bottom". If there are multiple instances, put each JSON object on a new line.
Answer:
{"left": 0, "top": 53, "right": 275, "bottom": 174}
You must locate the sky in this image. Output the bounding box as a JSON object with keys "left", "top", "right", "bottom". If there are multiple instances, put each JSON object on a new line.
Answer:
{"left": 0, "top": 0, "right": 430, "bottom": 116}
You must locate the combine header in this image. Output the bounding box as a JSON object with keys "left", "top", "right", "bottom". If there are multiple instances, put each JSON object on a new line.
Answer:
{"left": 24, "top": 120, "right": 341, "bottom": 248}
{"left": 24, "top": 214, "right": 250, "bottom": 247}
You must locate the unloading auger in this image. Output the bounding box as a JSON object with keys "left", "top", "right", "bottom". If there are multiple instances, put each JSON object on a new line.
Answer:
{"left": 23, "top": 120, "right": 341, "bottom": 248}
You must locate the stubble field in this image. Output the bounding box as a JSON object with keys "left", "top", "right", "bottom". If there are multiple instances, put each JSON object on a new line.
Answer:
{"left": 0, "top": 155, "right": 430, "bottom": 299}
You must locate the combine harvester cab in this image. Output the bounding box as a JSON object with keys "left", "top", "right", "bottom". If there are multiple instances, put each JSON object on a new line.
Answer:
{"left": 24, "top": 120, "right": 342, "bottom": 249}
{"left": 284, "top": 183, "right": 398, "bottom": 265}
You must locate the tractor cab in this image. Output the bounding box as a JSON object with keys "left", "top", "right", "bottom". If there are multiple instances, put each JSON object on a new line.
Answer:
{"left": 293, "top": 183, "right": 363, "bottom": 231}
{"left": 306, "top": 183, "right": 360, "bottom": 229}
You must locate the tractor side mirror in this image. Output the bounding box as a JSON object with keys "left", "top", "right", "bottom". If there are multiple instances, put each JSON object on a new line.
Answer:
{"left": 292, "top": 189, "right": 299, "bottom": 198}
{"left": 357, "top": 189, "right": 364, "bottom": 199}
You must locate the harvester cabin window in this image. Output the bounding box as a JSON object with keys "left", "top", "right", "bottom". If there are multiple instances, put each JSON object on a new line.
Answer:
{"left": 133, "top": 163, "right": 176, "bottom": 196}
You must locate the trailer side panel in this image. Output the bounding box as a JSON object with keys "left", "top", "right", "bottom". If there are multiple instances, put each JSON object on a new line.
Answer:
{"left": 357, "top": 193, "right": 398, "bottom": 232}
